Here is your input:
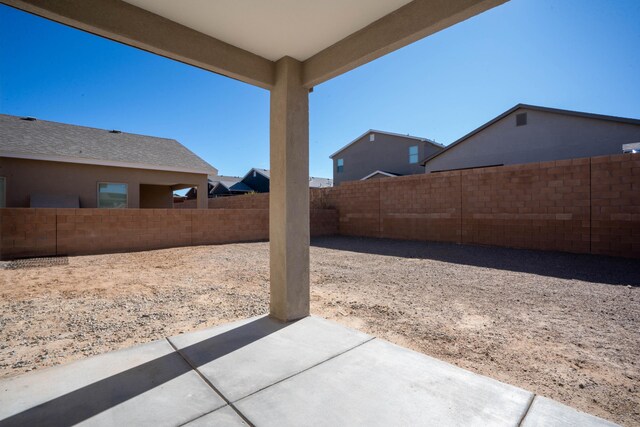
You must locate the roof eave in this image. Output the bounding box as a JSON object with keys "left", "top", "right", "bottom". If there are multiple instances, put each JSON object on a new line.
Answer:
{"left": 0, "top": 151, "right": 216, "bottom": 175}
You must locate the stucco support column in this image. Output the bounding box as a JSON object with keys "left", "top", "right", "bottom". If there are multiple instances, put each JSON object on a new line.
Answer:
{"left": 269, "top": 57, "right": 309, "bottom": 322}
{"left": 196, "top": 176, "right": 208, "bottom": 209}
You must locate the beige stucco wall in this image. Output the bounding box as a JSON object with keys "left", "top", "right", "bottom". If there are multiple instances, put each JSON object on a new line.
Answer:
{"left": 140, "top": 184, "right": 173, "bottom": 208}
{"left": 0, "top": 157, "right": 208, "bottom": 208}
{"left": 424, "top": 109, "right": 640, "bottom": 172}
{"left": 332, "top": 133, "right": 441, "bottom": 185}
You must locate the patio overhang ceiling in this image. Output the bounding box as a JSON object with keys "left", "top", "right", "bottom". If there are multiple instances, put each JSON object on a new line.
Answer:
{"left": 2, "top": 0, "right": 507, "bottom": 90}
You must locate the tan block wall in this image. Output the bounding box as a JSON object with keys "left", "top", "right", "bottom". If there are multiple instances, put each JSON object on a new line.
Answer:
{"left": 381, "top": 171, "right": 462, "bottom": 243}
{"left": 591, "top": 154, "right": 640, "bottom": 257}
{"left": 208, "top": 194, "right": 269, "bottom": 210}
{"left": 187, "top": 154, "right": 639, "bottom": 258}
{"left": 191, "top": 209, "right": 268, "bottom": 245}
{"left": 0, "top": 209, "right": 57, "bottom": 259}
{"left": 7, "top": 153, "right": 636, "bottom": 260}
{"left": 461, "top": 159, "right": 591, "bottom": 253}
{"left": 313, "top": 181, "right": 382, "bottom": 237}
{"left": 0, "top": 208, "right": 337, "bottom": 260}
{"left": 55, "top": 209, "right": 193, "bottom": 256}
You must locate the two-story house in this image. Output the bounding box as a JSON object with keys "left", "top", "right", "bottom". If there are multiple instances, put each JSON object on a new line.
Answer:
{"left": 329, "top": 130, "right": 443, "bottom": 185}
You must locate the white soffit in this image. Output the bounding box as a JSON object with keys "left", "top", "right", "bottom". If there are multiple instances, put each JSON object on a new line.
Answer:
{"left": 122, "top": 0, "right": 414, "bottom": 61}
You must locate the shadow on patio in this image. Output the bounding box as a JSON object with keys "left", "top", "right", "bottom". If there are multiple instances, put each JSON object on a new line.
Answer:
{"left": 311, "top": 236, "right": 640, "bottom": 286}
{"left": 0, "top": 317, "right": 290, "bottom": 427}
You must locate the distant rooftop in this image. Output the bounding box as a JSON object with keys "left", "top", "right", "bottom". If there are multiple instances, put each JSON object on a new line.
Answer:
{"left": 242, "top": 168, "right": 332, "bottom": 188}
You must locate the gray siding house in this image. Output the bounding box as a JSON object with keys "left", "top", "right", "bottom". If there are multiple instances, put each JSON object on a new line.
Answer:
{"left": 422, "top": 104, "right": 640, "bottom": 173}
{"left": 330, "top": 130, "right": 444, "bottom": 185}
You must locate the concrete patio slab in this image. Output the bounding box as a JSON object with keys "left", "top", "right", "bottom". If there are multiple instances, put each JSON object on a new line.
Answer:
{"left": 168, "top": 315, "right": 372, "bottom": 402}
{"left": 521, "top": 396, "right": 619, "bottom": 427}
{"left": 235, "top": 338, "right": 534, "bottom": 427}
{"left": 0, "top": 339, "right": 224, "bottom": 427}
{"left": 184, "top": 405, "right": 249, "bottom": 426}
{"left": 0, "top": 315, "right": 619, "bottom": 426}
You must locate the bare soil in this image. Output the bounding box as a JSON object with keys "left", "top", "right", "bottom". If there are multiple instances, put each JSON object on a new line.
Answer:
{"left": 1, "top": 237, "right": 638, "bottom": 426}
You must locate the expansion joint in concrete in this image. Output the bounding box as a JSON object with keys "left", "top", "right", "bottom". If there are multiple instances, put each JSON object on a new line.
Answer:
{"left": 166, "top": 338, "right": 255, "bottom": 427}
{"left": 517, "top": 393, "right": 537, "bottom": 426}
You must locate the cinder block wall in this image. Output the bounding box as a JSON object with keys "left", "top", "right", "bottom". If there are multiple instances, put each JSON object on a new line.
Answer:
{"left": 591, "top": 154, "right": 640, "bottom": 257}
{"left": 208, "top": 194, "right": 269, "bottom": 209}
{"left": 190, "top": 153, "right": 639, "bottom": 259}
{"left": 381, "top": 171, "right": 462, "bottom": 243}
{"left": 460, "top": 158, "right": 591, "bottom": 253}
{"left": 0, "top": 208, "right": 338, "bottom": 260}
{"left": 3, "top": 153, "right": 638, "bottom": 260}
{"left": 0, "top": 209, "right": 57, "bottom": 259}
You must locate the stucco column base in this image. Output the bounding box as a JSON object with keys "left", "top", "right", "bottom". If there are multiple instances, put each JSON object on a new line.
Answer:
{"left": 269, "top": 57, "right": 310, "bottom": 322}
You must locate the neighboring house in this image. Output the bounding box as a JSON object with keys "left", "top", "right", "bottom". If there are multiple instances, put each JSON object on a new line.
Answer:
{"left": 239, "top": 168, "right": 332, "bottom": 193}
{"left": 422, "top": 104, "right": 640, "bottom": 173}
{"left": 241, "top": 168, "right": 271, "bottom": 193}
{"left": 0, "top": 114, "right": 216, "bottom": 208}
{"left": 329, "top": 130, "right": 444, "bottom": 185}
{"left": 210, "top": 176, "right": 254, "bottom": 197}
{"left": 184, "top": 175, "right": 251, "bottom": 198}
{"left": 186, "top": 168, "right": 332, "bottom": 198}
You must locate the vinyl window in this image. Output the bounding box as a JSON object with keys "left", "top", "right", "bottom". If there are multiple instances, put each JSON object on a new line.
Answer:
{"left": 409, "top": 146, "right": 419, "bottom": 164}
{"left": 97, "top": 182, "right": 128, "bottom": 208}
{"left": 337, "top": 158, "right": 344, "bottom": 173}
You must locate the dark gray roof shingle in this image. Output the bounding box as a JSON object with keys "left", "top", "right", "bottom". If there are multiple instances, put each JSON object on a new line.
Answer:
{"left": 0, "top": 114, "right": 217, "bottom": 174}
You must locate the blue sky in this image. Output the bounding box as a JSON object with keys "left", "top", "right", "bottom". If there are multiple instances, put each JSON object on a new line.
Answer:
{"left": 1, "top": 0, "right": 639, "bottom": 180}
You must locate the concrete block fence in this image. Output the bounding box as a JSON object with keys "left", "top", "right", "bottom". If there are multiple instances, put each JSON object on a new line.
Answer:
{"left": 2, "top": 153, "right": 638, "bottom": 260}
{"left": 0, "top": 208, "right": 338, "bottom": 260}
{"left": 199, "top": 153, "right": 640, "bottom": 259}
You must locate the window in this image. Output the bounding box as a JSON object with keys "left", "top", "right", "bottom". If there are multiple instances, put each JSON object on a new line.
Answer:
{"left": 0, "top": 177, "right": 5, "bottom": 208}
{"left": 97, "top": 182, "right": 128, "bottom": 208}
{"left": 337, "top": 158, "right": 344, "bottom": 173}
{"left": 409, "top": 145, "right": 419, "bottom": 164}
{"left": 253, "top": 170, "right": 257, "bottom": 178}
{"left": 516, "top": 113, "right": 527, "bottom": 126}
{"left": 369, "top": 133, "right": 375, "bottom": 142}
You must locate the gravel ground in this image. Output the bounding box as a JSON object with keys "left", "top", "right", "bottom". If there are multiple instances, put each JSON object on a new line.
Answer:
{"left": 1, "top": 237, "right": 638, "bottom": 426}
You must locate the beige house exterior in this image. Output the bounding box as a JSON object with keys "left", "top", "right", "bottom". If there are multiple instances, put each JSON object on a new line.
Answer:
{"left": 422, "top": 104, "right": 640, "bottom": 173}
{"left": 0, "top": 114, "right": 215, "bottom": 209}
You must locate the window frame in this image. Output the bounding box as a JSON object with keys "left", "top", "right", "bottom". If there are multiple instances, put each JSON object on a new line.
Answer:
{"left": 336, "top": 158, "right": 344, "bottom": 173}
{"left": 97, "top": 182, "right": 128, "bottom": 209}
{"left": 409, "top": 145, "right": 419, "bottom": 164}
{"left": 0, "top": 177, "right": 5, "bottom": 208}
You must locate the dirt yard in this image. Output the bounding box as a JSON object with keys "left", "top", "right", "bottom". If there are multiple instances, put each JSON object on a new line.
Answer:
{"left": 1, "top": 237, "right": 638, "bottom": 425}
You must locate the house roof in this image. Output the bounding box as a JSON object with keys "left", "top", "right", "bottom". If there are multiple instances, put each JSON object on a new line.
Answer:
{"left": 211, "top": 179, "right": 253, "bottom": 193}
{"left": 360, "top": 170, "right": 400, "bottom": 180}
{"left": 329, "top": 129, "right": 443, "bottom": 159}
{"left": 240, "top": 168, "right": 332, "bottom": 188}
{"left": 209, "top": 175, "right": 241, "bottom": 186}
{"left": 0, "top": 114, "right": 217, "bottom": 175}
{"left": 309, "top": 177, "right": 333, "bottom": 188}
{"left": 241, "top": 168, "right": 271, "bottom": 181}
{"left": 420, "top": 104, "right": 640, "bottom": 166}
{"left": 228, "top": 182, "right": 255, "bottom": 193}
